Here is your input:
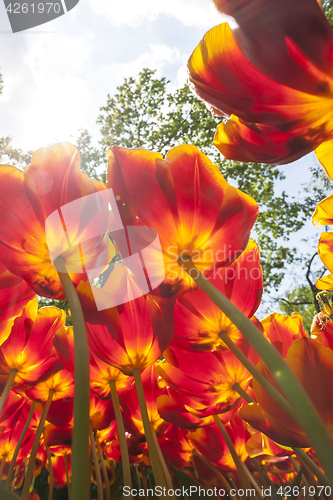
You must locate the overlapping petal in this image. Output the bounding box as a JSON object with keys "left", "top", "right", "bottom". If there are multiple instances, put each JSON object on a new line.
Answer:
{"left": 0, "top": 299, "right": 64, "bottom": 387}
{"left": 240, "top": 338, "right": 333, "bottom": 447}
{"left": 0, "top": 263, "right": 36, "bottom": 345}
{"left": 53, "top": 325, "right": 133, "bottom": 398}
{"left": 171, "top": 240, "right": 262, "bottom": 350}
{"left": 157, "top": 346, "right": 251, "bottom": 417}
{"left": 107, "top": 145, "right": 258, "bottom": 297}
{"left": 316, "top": 232, "right": 333, "bottom": 290}
{"left": 188, "top": 414, "right": 249, "bottom": 471}
{"left": 213, "top": 0, "right": 333, "bottom": 91}
{"left": 86, "top": 293, "right": 174, "bottom": 375}
{"left": 261, "top": 312, "right": 306, "bottom": 358}
{"left": 0, "top": 143, "right": 114, "bottom": 298}
{"left": 188, "top": 0, "right": 333, "bottom": 164}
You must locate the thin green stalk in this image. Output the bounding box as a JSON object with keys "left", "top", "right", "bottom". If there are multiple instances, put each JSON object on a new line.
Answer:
{"left": 139, "top": 463, "right": 148, "bottom": 496}
{"left": 242, "top": 462, "right": 264, "bottom": 498}
{"left": 46, "top": 446, "right": 54, "bottom": 500}
{"left": 150, "top": 422, "right": 174, "bottom": 493}
{"left": 57, "top": 265, "right": 91, "bottom": 500}
{"left": 0, "top": 482, "right": 20, "bottom": 500}
{"left": 290, "top": 456, "right": 310, "bottom": 490}
{"left": 7, "top": 401, "right": 36, "bottom": 487}
{"left": 89, "top": 425, "right": 103, "bottom": 500}
{"left": 0, "top": 369, "right": 17, "bottom": 418}
{"left": 109, "top": 379, "right": 133, "bottom": 497}
{"left": 213, "top": 414, "right": 252, "bottom": 491}
{"left": 132, "top": 367, "right": 169, "bottom": 491}
{"left": 65, "top": 454, "right": 71, "bottom": 500}
{"left": 133, "top": 464, "right": 142, "bottom": 490}
{"left": 221, "top": 332, "right": 296, "bottom": 419}
{"left": 232, "top": 383, "right": 256, "bottom": 404}
{"left": 294, "top": 449, "right": 331, "bottom": 487}
{"left": 179, "top": 256, "right": 333, "bottom": 484}
{"left": 96, "top": 434, "right": 111, "bottom": 500}
{"left": 0, "top": 454, "right": 7, "bottom": 477}
{"left": 21, "top": 389, "right": 54, "bottom": 499}
{"left": 192, "top": 449, "right": 233, "bottom": 496}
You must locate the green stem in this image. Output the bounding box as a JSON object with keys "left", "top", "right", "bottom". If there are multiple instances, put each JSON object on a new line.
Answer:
{"left": 57, "top": 267, "right": 91, "bottom": 500}
{"left": 64, "top": 454, "right": 71, "bottom": 500}
{"left": 89, "top": 425, "right": 103, "bottom": 500}
{"left": 179, "top": 256, "right": 333, "bottom": 484}
{"left": 192, "top": 449, "right": 233, "bottom": 496}
{"left": 213, "top": 414, "right": 252, "bottom": 491}
{"left": 0, "top": 482, "right": 20, "bottom": 500}
{"left": 6, "top": 401, "right": 36, "bottom": 487}
{"left": 221, "top": 332, "right": 295, "bottom": 418}
{"left": 0, "top": 454, "right": 7, "bottom": 477}
{"left": 232, "top": 383, "right": 256, "bottom": 405}
{"left": 133, "top": 464, "right": 142, "bottom": 490}
{"left": 290, "top": 456, "right": 310, "bottom": 489}
{"left": 46, "top": 446, "right": 54, "bottom": 500}
{"left": 0, "top": 369, "right": 17, "bottom": 418}
{"left": 294, "top": 449, "right": 331, "bottom": 487}
{"left": 150, "top": 422, "right": 174, "bottom": 493}
{"left": 96, "top": 434, "right": 111, "bottom": 500}
{"left": 242, "top": 462, "right": 264, "bottom": 498}
{"left": 109, "top": 379, "right": 133, "bottom": 496}
{"left": 132, "top": 367, "right": 168, "bottom": 491}
{"left": 11, "top": 465, "right": 19, "bottom": 491}
{"left": 21, "top": 389, "right": 54, "bottom": 500}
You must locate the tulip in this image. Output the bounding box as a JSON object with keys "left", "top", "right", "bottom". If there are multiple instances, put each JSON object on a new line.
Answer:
{"left": 188, "top": 0, "right": 333, "bottom": 165}
{"left": 0, "top": 142, "right": 114, "bottom": 298}
{"left": 240, "top": 337, "right": 333, "bottom": 448}
{"left": 171, "top": 239, "right": 262, "bottom": 351}
{"left": 107, "top": 145, "right": 258, "bottom": 297}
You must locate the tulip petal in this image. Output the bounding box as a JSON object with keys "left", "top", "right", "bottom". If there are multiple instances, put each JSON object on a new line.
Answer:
{"left": 286, "top": 338, "right": 333, "bottom": 432}
{"left": 317, "top": 231, "right": 333, "bottom": 278}
{"left": 213, "top": 0, "right": 333, "bottom": 93}
{"left": 313, "top": 195, "right": 333, "bottom": 226}
{"left": 188, "top": 17, "right": 333, "bottom": 164}
{"left": 316, "top": 273, "right": 333, "bottom": 290}
{"left": 108, "top": 144, "right": 258, "bottom": 297}
{"left": 239, "top": 403, "right": 308, "bottom": 448}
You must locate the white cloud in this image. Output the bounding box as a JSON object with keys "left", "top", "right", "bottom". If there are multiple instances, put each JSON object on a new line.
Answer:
{"left": 0, "top": 27, "right": 95, "bottom": 151}
{"left": 94, "top": 44, "right": 186, "bottom": 86}
{"left": 89, "top": 0, "right": 224, "bottom": 29}
{"left": 0, "top": 0, "right": 228, "bottom": 153}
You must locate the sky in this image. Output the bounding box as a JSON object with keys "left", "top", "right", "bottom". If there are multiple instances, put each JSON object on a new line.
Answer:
{"left": 0, "top": 0, "right": 329, "bottom": 313}
{"left": 0, "top": 0, "right": 226, "bottom": 151}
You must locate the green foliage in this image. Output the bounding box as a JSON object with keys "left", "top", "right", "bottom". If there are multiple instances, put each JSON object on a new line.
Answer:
{"left": 0, "top": 135, "right": 32, "bottom": 168}
{"left": 38, "top": 297, "right": 72, "bottom": 325}
{"left": 75, "top": 128, "right": 105, "bottom": 181}
{"left": 97, "top": 68, "right": 221, "bottom": 156}
{"left": 322, "top": 0, "right": 333, "bottom": 25}
{"left": 279, "top": 285, "right": 319, "bottom": 334}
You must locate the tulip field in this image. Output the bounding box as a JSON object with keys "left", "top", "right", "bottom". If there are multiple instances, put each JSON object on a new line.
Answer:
{"left": 1, "top": 0, "right": 333, "bottom": 499}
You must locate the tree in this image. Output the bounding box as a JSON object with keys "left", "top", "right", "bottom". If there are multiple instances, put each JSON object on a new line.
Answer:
{"left": 322, "top": 0, "right": 333, "bottom": 25}
{"left": 0, "top": 135, "right": 32, "bottom": 167}
{"left": 80, "top": 68, "right": 330, "bottom": 303}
